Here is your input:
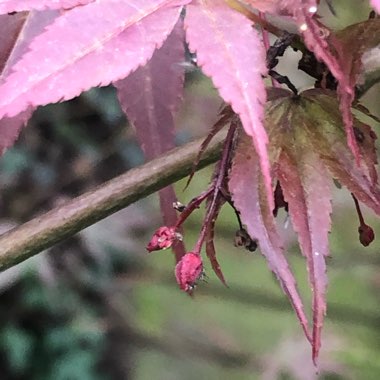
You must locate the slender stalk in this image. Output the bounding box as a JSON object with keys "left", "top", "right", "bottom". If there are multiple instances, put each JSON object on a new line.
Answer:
{"left": 352, "top": 193, "right": 365, "bottom": 226}
{"left": 0, "top": 130, "right": 227, "bottom": 272}
{"left": 175, "top": 187, "right": 214, "bottom": 229}
{"left": 194, "top": 123, "right": 236, "bottom": 253}
{"left": 260, "top": 12, "right": 278, "bottom": 88}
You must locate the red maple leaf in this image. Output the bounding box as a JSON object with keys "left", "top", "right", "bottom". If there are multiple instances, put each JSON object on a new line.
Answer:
{"left": 0, "top": 0, "right": 379, "bottom": 365}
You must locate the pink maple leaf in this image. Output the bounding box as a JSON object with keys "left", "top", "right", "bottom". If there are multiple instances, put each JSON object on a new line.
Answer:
{"left": 277, "top": 151, "right": 332, "bottom": 364}
{"left": 0, "top": 0, "right": 94, "bottom": 14}
{"left": 296, "top": 5, "right": 359, "bottom": 163}
{"left": 229, "top": 132, "right": 311, "bottom": 346}
{"left": 371, "top": 0, "right": 380, "bottom": 13}
{"left": 0, "top": 0, "right": 188, "bottom": 119}
{"left": 185, "top": 0, "right": 273, "bottom": 211}
{"left": 116, "top": 18, "right": 187, "bottom": 261}
{"left": 0, "top": 11, "right": 58, "bottom": 155}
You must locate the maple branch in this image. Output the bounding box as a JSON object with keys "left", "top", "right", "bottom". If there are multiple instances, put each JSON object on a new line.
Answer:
{"left": 0, "top": 130, "right": 228, "bottom": 272}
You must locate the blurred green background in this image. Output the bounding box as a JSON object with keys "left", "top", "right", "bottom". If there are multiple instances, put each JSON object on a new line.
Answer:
{"left": 0, "top": 1, "right": 379, "bottom": 379}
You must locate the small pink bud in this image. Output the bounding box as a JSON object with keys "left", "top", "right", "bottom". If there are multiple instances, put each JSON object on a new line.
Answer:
{"left": 146, "top": 226, "right": 182, "bottom": 252}
{"left": 175, "top": 252, "right": 203, "bottom": 293}
{"left": 358, "top": 224, "right": 375, "bottom": 247}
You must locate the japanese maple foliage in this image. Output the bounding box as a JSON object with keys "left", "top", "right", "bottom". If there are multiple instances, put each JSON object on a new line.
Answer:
{"left": 0, "top": 0, "right": 94, "bottom": 13}
{"left": 0, "top": 10, "right": 57, "bottom": 154}
{"left": 372, "top": 0, "right": 380, "bottom": 13}
{"left": 0, "top": 0, "right": 379, "bottom": 365}
{"left": 258, "top": 88, "right": 380, "bottom": 362}
{"left": 115, "top": 18, "right": 187, "bottom": 261}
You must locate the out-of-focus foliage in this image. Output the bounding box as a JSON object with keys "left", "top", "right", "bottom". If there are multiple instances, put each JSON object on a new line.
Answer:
{"left": 0, "top": 273, "right": 105, "bottom": 380}
{"left": 0, "top": 87, "right": 148, "bottom": 379}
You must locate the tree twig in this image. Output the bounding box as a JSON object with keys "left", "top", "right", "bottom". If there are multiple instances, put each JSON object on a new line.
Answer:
{"left": 0, "top": 130, "right": 228, "bottom": 272}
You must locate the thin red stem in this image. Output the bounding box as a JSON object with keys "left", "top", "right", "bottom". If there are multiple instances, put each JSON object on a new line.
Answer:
{"left": 175, "top": 187, "right": 214, "bottom": 229}
{"left": 259, "top": 12, "right": 278, "bottom": 88}
{"left": 193, "top": 123, "right": 237, "bottom": 254}
{"left": 352, "top": 193, "right": 365, "bottom": 226}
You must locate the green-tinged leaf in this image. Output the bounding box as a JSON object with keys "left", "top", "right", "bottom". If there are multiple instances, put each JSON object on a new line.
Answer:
{"left": 332, "top": 17, "right": 380, "bottom": 164}
{"left": 263, "top": 87, "right": 379, "bottom": 362}
{"left": 335, "top": 17, "right": 380, "bottom": 87}
{"left": 276, "top": 151, "right": 332, "bottom": 364}
{"left": 267, "top": 89, "right": 380, "bottom": 214}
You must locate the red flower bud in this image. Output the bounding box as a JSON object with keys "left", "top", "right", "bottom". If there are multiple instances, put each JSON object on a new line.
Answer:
{"left": 358, "top": 224, "right": 375, "bottom": 247}
{"left": 146, "top": 226, "right": 182, "bottom": 252}
{"left": 175, "top": 252, "right": 203, "bottom": 293}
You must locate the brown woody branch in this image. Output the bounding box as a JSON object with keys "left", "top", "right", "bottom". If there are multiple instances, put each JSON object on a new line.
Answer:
{"left": 0, "top": 130, "right": 227, "bottom": 272}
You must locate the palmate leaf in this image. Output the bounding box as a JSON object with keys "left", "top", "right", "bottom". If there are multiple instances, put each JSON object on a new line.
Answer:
{"left": 371, "top": 0, "right": 380, "bottom": 13}
{"left": 185, "top": 0, "right": 273, "bottom": 210}
{"left": 115, "top": 19, "right": 185, "bottom": 161}
{"left": 0, "top": 13, "right": 27, "bottom": 72}
{"left": 261, "top": 87, "right": 380, "bottom": 362}
{"left": 335, "top": 18, "right": 380, "bottom": 89}
{"left": 0, "top": 12, "right": 29, "bottom": 155}
{"left": 229, "top": 0, "right": 365, "bottom": 169}
{"left": 0, "top": 11, "right": 59, "bottom": 73}
{"left": 277, "top": 151, "right": 332, "bottom": 364}
{"left": 0, "top": 0, "right": 94, "bottom": 14}
{"left": 334, "top": 16, "right": 380, "bottom": 126}
{"left": 0, "top": 0, "right": 188, "bottom": 120}
{"left": 115, "top": 19, "right": 186, "bottom": 261}
{"left": 302, "top": 17, "right": 361, "bottom": 166}
{"left": 268, "top": 104, "right": 333, "bottom": 364}
{"left": 266, "top": 1, "right": 359, "bottom": 166}
{"left": 229, "top": 130, "right": 311, "bottom": 346}
{"left": 0, "top": 0, "right": 378, "bottom": 366}
{"left": 232, "top": 0, "right": 278, "bottom": 12}
{"left": 297, "top": 90, "right": 380, "bottom": 213}
{"left": 333, "top": 17, "right": 380, "bottom": 168}
{"left": 229, "top": 87, "right": 380, "bottom": 363}
{"left": 0, "top": 11, "right": 58, "bottom": 154}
